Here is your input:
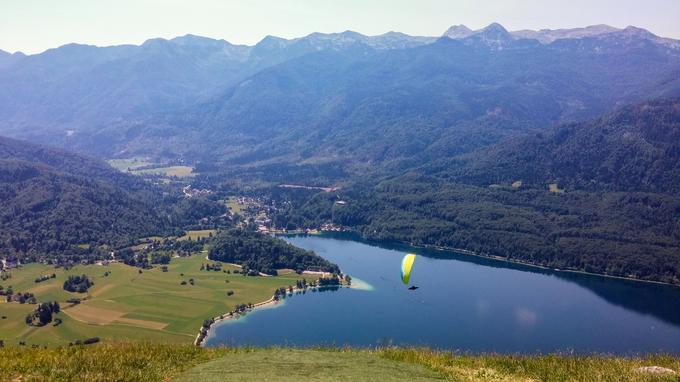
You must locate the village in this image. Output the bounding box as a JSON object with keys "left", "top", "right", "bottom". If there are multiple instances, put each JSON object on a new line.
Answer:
{"left": 226, "top": 196, "right": 344, "bottom": 235}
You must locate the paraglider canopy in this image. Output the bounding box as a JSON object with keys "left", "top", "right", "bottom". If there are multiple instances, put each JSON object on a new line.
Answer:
{"left": 401, "top": 254, "right": 416, "bottom": 285}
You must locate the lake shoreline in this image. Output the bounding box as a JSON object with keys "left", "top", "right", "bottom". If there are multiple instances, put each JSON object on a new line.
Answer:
{"left": 283, "top": 231, "right": 679, "bottom": 288}
{"left": 196, "top": 283, "right": 353, "bottom": 347}
{"left": 403, "top": 241, "right": 680, "bottom": 288}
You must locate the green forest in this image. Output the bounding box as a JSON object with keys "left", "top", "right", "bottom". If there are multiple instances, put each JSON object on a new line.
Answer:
{"left": 208, "top": 229, "right": 340, "bottom": 275}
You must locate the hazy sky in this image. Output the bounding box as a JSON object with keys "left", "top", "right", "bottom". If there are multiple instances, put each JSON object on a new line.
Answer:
{"left": 2, "top": 0, "right": 680, "bottom": 54}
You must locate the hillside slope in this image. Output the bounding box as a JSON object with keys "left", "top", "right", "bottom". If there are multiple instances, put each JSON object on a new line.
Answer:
{"left": 0, "top": 137, "right": 175, "bottom": 263}
{"left": 445, "top": 98, "right": 680, "bottom": 193}
{"left": 1, "top": 344, "right": 678, "bottom": 382}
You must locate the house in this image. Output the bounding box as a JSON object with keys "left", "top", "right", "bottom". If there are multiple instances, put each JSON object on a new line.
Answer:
{"left": 2, "top": 257, "right": 19, "bottom": 269}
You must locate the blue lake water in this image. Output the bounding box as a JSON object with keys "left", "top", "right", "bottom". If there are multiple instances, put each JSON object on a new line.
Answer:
{"left": 205, "top": 234, "right": 680, "bottom": 354}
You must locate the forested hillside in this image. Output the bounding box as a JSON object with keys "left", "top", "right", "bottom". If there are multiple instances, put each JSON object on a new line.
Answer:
{"left": 209, "top": 229, "right": 340, "bottom": 275}
{"left": 444, "top": 99, "right": 680, "bottom": 193}
{"left": 274, "top": 178, "right": 680, "bottom": 284}
{"left": 0, "top": 137, "right": 224, "bottom": 264}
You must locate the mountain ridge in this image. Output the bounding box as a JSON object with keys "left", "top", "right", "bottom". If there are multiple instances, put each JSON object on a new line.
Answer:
{"left": 1, "top": 23, "right": 679, "bottom": 173}
{"left": 4, "top": 22, "right": 678, "bottom": 57}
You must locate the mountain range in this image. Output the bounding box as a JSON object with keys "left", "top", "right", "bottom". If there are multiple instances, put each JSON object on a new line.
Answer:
{"left": 1, "top": 23, "right": 679, "bottom": 172}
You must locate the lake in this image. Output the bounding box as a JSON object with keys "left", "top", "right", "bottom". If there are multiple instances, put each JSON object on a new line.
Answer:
{"left": 204, "top": 234, "right": 680, "bottom": 354}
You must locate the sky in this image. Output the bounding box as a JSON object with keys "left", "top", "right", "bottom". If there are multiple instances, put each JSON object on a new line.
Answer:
{"left": 2, "top": 0, "right": 680, "bottom": 54}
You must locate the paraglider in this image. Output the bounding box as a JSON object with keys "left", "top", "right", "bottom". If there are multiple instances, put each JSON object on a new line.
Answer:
{"left": 401, "top": 253, "right": 417, "bottom": 289}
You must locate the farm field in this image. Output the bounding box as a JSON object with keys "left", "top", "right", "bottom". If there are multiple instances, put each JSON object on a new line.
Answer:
{"left": 178, "top": 230, "right": 216, "bottom": 241}
{"left": 106, "top": 157, "right": 154, "bottom": 171}
{"left": 134, "top": 165, "right": 194, "bottom": 177}
{"left": 107, "top": 158, "right": 193, "bottom": 177}
{"left": 0, "top": 252, "right": 311, "bottom": 347}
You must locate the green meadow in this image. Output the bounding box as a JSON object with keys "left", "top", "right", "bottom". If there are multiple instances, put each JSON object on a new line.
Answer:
{"left": 107, "top": 158, "right": 193, "bottom": 177}
{"left": 106, "top": 157, "right": 154, "bottom": 172}
{"left": 177, "top": 230, "right": 215, "bottom": 241}
{"left": 133, "top": 165, "right": 194, "bottom": 177}
{"left": 0, "top": 252, "right": 311, "bottom": 347}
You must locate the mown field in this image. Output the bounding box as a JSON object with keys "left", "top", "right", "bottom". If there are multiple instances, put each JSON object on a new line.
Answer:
{"left": 0, "top": 344, "right": 678, "bottom": 382}
{"left": 177, "top": 230, "right": 215, "bottom": 241}
{"left": 0, "top": 248, "right": 311, "bottom": 347}
{"left": 134, "top": 165, "right": 193, "bottom": 177}
{"left": 106, "top": 157, "right": 154, "bottom": 172}
{"left": 107, "top": 157, "right": 193, "bottom": 177}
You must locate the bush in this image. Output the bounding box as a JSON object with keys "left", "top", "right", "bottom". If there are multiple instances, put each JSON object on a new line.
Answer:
{"left": 63, "top": 275, "right": 93, "bottom": 293}
{"left": 83, "top": 337, "right": 100, "bottom": 345}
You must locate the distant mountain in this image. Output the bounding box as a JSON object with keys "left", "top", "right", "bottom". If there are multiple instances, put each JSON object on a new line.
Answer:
{"left": 444, "top": 24, "right": 680, "bottom": 49}
{"left": 267, "top": 30, "right": 436, "bottom": 51}
{"left": 0, "top": 38, "right": 252, "bottom": 140}
{"left": 457, "top": 23, "right": 516, "bottom": 48}
{"left": 172, "top": 25, "right": 680, "bottom": 173}
{"left": 0, "top": 23, "right": 679, "bottom": 171}
{"left": 511, "top": 24, "right": 620, "bottom": 43}
{"left": 442, "top": 98, "right": 680, "bottom": 193}
{"left": 0, "top": 30, "right": 433, "bottom": 143}
{"left": 0, "top": 49, "right": 23, "bottom": 69}
{"left": 442, "top": 25, "right": 474, "bottom": 39}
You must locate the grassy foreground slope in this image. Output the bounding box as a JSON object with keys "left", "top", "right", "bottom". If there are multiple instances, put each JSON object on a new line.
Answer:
{"left": 1, "top": 344, "right": 679, "bottom": 382}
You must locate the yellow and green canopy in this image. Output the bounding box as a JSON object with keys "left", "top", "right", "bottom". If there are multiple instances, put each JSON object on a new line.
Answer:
{"left": 401, "top": 254, "right": 416, "bottom": 284}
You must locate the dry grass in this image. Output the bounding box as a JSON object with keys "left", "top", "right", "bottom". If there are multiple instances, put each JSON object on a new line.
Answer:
{"left": 378, "top": 348, "right": 680, "bottom": 382}
{"left": 0, "top": 343, "right": 230, "bottom": 382}
{"left": 1, "top": 345, "right": 679, "bottom": 381}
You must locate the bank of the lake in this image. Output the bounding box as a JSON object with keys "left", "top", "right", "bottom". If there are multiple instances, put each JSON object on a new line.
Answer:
{"left": 205, "top": 234, "right": 680, "bottom": 354}
{"left": 196, "top": 282, "right": 352, "bottom": 347}
{"left": 284, "top": 229, "right": 679, "bottom": 287}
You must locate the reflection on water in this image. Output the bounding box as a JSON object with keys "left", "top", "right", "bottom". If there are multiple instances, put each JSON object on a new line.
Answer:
{"left": 205, "top": 233, "right": 680, "bottom": 354}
